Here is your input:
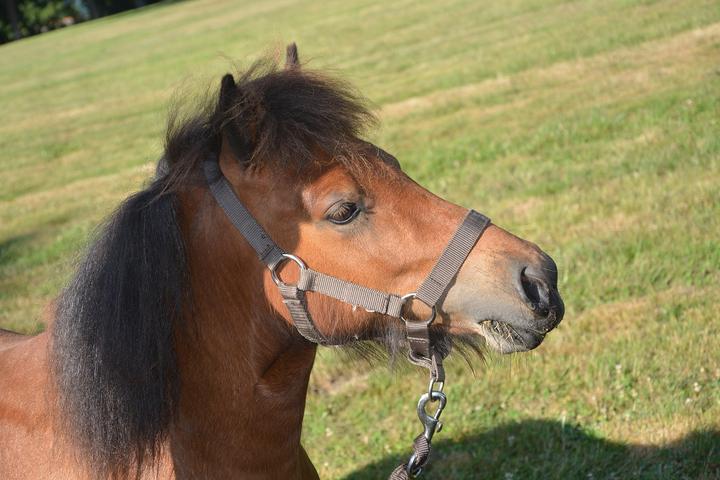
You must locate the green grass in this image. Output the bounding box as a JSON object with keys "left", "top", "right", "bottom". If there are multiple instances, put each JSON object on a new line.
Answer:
{"left": 1, "top": 0, "right": 719, "bottom": 478}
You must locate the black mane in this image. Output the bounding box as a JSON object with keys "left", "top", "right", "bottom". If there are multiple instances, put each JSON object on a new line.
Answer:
{"left": 52, "top": 181, "right": 187, "bottom": 478}
{"left": 51, "top": 58, "right": 376, "bottom": 478}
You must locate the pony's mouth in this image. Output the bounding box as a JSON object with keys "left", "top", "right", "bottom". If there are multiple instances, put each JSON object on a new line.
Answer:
{"left": 473, "top": 315, "right": 557, "bottom": 354}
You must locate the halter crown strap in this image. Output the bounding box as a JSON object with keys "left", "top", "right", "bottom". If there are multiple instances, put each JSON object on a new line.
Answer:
{"left": 204, "top": 160, "right": 285, "bottom": 269}
{"left": 202, "top": 159, "right": 490, "bottom": 350}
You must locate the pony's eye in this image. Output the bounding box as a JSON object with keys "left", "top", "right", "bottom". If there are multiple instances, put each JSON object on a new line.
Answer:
{"left": 327, "top": 202, "right": 361, "bottom": 225}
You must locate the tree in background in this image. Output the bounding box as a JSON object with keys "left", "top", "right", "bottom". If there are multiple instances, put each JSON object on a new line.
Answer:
{"left": 0, "top": 0, "right": 159, "bottom": 44}
{"left": 3, "top": 0, "right": 22, "bottom": 40}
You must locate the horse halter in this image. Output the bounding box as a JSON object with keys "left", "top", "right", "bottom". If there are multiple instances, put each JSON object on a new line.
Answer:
{"left": 203, "top": 158, "right": 490, "bottom": 478}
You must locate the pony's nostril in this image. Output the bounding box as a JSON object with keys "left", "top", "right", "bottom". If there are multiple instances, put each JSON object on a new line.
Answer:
{"left": 520, "top": 269, "right": 551, "bottom": 317}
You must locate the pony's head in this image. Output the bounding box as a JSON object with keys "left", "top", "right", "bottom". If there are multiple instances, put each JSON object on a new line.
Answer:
{"left": 195, "top": 44, "right": 564, "bottom": 354}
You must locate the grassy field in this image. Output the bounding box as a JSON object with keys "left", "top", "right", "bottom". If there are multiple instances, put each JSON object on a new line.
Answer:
{"left": 1, "top": 0, "right": 719, "bottom": 478}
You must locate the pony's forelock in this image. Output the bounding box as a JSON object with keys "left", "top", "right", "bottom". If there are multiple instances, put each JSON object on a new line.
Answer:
{"left": 158, "top": 57, "right": 378, "bottom": 192}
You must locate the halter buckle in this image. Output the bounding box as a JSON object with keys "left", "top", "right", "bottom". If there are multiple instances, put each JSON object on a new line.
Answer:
{"left": 400, "top": 292, "right": 437, "bottom": 325}
{"left": 270, "top": 253, "right": 307, "bottom": 287}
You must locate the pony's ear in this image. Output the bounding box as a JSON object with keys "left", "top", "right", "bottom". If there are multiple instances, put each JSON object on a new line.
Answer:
{"left": 217, "top": 73, "right": 254, "bottom": 163}
{"left": 285, "top": 42, "right": 300, "bottom": 70}
{"left": 219, "top": 73, "right": 236, "bottom": 102}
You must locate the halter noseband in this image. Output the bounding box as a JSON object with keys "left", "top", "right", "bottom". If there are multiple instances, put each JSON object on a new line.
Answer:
{"left": 203, "top": 158, "right": 490, "bottom": 478}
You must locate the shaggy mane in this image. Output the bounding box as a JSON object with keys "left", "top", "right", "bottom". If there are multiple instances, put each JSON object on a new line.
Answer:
{"left": 160, "top": 59, "right": 377, "bottom": 191}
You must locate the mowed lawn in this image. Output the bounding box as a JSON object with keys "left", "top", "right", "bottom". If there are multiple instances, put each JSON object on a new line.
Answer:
{"left": 1, "top": 0, "right": 719, "bottom": 478}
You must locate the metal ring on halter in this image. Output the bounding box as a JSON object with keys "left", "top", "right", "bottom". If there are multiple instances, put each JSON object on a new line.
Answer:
{"left": 400, "top": 292, "right": 437, "bottom": 325}
{"left": 270, "top": 253, "right": 307, "bottom": 287}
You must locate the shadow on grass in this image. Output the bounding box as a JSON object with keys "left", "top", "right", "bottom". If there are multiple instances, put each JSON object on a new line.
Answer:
{"left": 344, "top": 419, "right": 719, "bottom": 480}
{"left": 0, "top": 234, "right": 36, "bottom": 268}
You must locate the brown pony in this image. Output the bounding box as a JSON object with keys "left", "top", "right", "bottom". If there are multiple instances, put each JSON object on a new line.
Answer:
{"left": 0, "top": 45, "right": 563, "bottom": 479}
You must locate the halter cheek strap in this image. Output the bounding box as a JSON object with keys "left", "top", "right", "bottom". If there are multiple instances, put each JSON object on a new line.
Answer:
{"left": 203, "top": 159, "right": 490, "bottom": 355}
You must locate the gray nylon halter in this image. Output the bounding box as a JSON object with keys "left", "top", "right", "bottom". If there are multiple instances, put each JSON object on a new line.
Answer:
{"left": 203, "top": 159, "right": 489, "bottom": 355}
{"left": 203, "top": 158, "right": 490, "bottom": 478}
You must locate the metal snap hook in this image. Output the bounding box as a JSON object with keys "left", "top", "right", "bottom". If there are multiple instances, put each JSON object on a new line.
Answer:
{"left": 417, "top": 390, "right": 447, "bottom": 442}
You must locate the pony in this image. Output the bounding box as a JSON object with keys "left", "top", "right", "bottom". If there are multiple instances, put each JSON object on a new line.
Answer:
{"left": 0, "top": 44, "right": 563, "bottom": 479}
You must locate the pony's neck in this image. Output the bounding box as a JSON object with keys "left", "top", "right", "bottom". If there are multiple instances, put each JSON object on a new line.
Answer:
{"left": 172, "top": 202, "right": 318, "bottom": 478}
{"left": 172, "top": 304, "right": 318, "bottom": 478}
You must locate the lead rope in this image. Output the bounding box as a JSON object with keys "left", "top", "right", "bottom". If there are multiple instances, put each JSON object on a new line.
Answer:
{"left": 202, "top": 158, "right": 491, "bottom": 479}
{"left": 389, "top": 351, "right": 447, "bottom": 479}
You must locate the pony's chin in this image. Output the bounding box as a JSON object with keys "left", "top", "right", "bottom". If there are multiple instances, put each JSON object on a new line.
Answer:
{"left": 472, "top": 320, "right": 545, "bottom": 354}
